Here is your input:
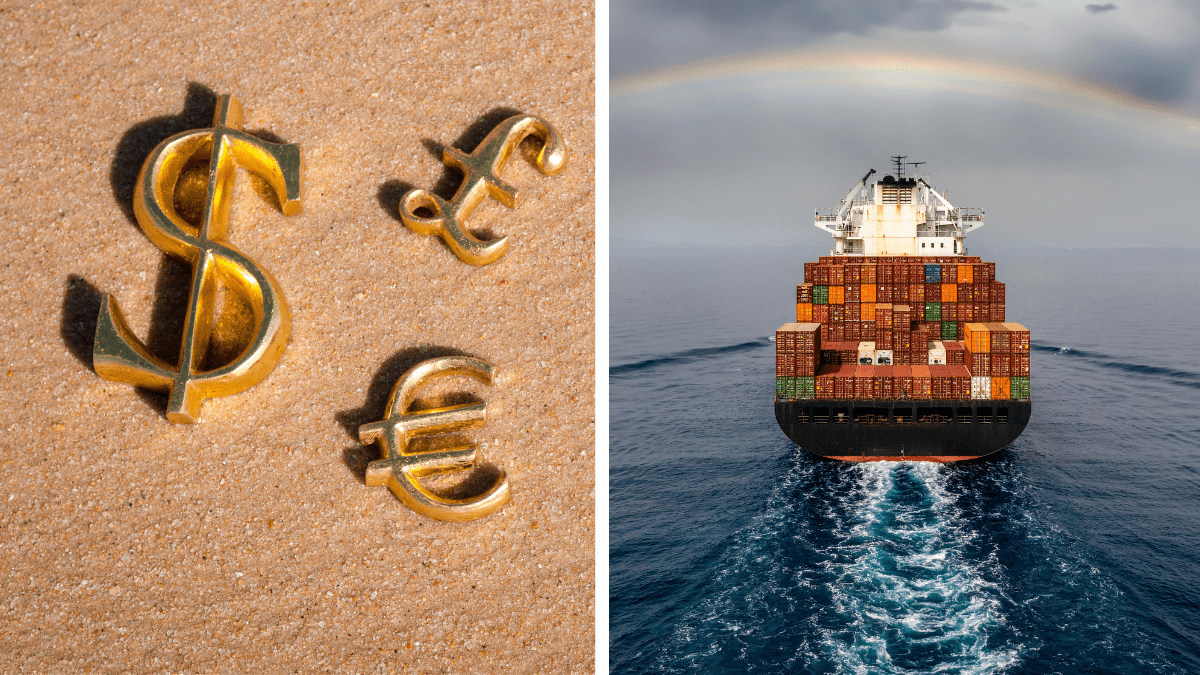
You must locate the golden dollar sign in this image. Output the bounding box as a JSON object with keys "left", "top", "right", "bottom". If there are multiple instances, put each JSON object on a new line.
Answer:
{"left": 94, "top": 95, "right": 301, "bottom": 424}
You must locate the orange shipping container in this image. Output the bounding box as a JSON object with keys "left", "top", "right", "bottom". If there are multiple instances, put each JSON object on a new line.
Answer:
{"left": 963, "top": 323, "right": 991, "bottom": 354}
{"left": 796, "top": 302, "right": 813, "bottom": 322}
{"left": 941, "top": 283, "right": 958, "bottom": 303}
{"left": 958, "top": 264, "right": 974, "bottom": 284}
{"left": 991, "top": 376, "right": 1011, "bottom": 400}
{"left": 829, "top": 285, "right": 845, "bottom": 304}
{"left": 861, "top": 302, "right": 876, "bottom": 322}
{"left": 862, "top": 283, "right": 877, "bottom": 302}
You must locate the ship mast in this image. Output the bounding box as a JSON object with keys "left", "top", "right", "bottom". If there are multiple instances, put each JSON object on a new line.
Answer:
{"left": 813, "top": 159, "right": 985, "bottom": 256}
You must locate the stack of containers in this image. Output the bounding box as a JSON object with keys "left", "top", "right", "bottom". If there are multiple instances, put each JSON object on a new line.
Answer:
{"left": 796, "top": 256, "right": 1026, "bottom": 401}
{"left": 776, "top": 323, "right": 822, "bottom": 400}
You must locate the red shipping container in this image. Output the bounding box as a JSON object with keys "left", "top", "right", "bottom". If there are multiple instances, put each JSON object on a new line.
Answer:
{"left": 896, "top": 283, "right": 910, "bottom": 304}
{"left": 978, "top": 284, "right": 992, "bottom": 303}
{"left": 991, "top": 303, "right": 1005, "bottom": 322}
{"left": 894, "top": 264, "right": 909, "bottom": 284}
{"left": 880, "top": 264, "right": 894, "bottom": 284}
{"left": 912, "top": 365, "right": 932, "bottom": 399}
{"left": 984, "top": 262, "right": 996, "bottom": 282}
{"left": 873, "top": 365, "right": 893, "bottom": 399}
{"left": 968, "top": 351, "right": 992, "bottom": 377}
{"left": 814, "top": 304, "right": 831, "bottom": 324}
{"left": 854, "top": 365, "right": 874, "bottom": 398}
{"left": 829, "top": 323, "right": 846, "bottom": 342}
{"left": 951, "top": 365, "right": 971, "bottom": 399}
{"left": 894, "top": 305, "right": 912, "bottom": 328}
{"left": 1013, "top": 352, "right": 1030, "bottom": 376}
{"left": 846, "top": 302, "right": 861, "bottom": 322}
{"left": 930, "top": 365, "right": 953, "bottom": 399}
{"left": 875, "top": 329, "right": 893, "bottom": 350}
{"left": 909, "top": 283, "right": 925, "bottom": 304}
{"left": 942, "top": 301, "right": 957, "bottom": 322}
{"left": 895, "top": 330, "right": 912, "bottom": 354}
{"left": 986, "top": 324, "right": 1010, "bottom": 352}
{"left": 994, "top": 353, "right": 1012, "bottom": 377}
{"left": 845, "top": 265, "right": 861, "bottom": 284}
{"left": 877, "top": 284, "right": 894, "bottom": 303}
{"left": 994, "top": 282, "right": 1006, "bottom": 303}
{"left": 844, "top": 321, "right": 860, "bottom": 341}
{"left": 831, "top": 305, "right": 845, "bottom": 324}
{"left": 941, "top": 264, "right": 958, "bottom": 284}
{"left": 893, "top": 365, "right": 913, "bottom": 399}
{"left": 876, "top": 304, "right": 894, "bottom": 330}
{"left": 925, "top": 283, "right": 942, "bottom": 302}
{"left": 796, "top": 354, "right": 819, "bottom": 377}
{"left": 816, "top": 365, "right": 838, "bottom": 399}
{"left": 958, "top": 283, "right": 974, "bottom": 303}
{"left": 814, "top": 265, "right": 829, "bottom": 285}
{"left": 830, "top": 265, "right": 845, "bottom": 285}
{"left": 1003, "top": 323, "right": 1030, "bottom": 352}
{"left": 804, "top": 262, "right": 817, "bottom": 284}
{"left": 862, "top": 264, "right": 877, "bottom": 284}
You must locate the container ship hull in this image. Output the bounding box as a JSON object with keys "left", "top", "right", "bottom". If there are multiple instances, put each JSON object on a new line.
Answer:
{"left": 775, "top": 399, "right": 1030, "bottom": 461}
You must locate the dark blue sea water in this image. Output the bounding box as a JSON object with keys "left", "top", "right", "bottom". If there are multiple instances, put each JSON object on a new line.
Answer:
{"left": 609, "top": 246, "right": 1200, "bottom": 674}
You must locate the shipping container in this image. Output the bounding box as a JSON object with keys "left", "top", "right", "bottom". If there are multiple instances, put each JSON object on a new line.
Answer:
{"left": 1002, "top": 323, "right": 1030, "bottom": 352}
{"left": 958, "top": 264, "right": 974, "bottom": 284}
{"left": 925, "top": 263, "right": 942, "bottom": 284}
{"left": 854, "top": 365, "right": 873, "bottom": 398}
{"left": 816, "top": 366, "right": 838, "bottom": 399}
{"left": 829, "top": 285, "right": 845, "bottom": 304}
{"left": 862, "top": 302, "right": 876, "bottom": 322}
{"left": 873, "top": 365, "right": 893, "bottom": 398}
{"left": 862, "top": 264, "right": 877, "bottom": 284}
{"left": 925, "top": 302, "right": 942, "bottom": 322}
{"left": 963, "top": 323, "right": 990, "bottom": 354}
{"left": 796, "top": 302, "right": 813, "bottom": 322}
{"left": 796, "top": 376, "right": 815, "bottom": 399}
{"left": 941, "top": 320, "right": 958, "bottom": 341}
{"left": 796, "top": 283, "right": 813, "bottom": 303}
{"left": 875, "top": 349, "right": 894, "bottom": 366}
{"left": 857, "top": 341, "right": 877, "bottom": 365}
{"left": 862, "top": 283, "right": 877, "bottom": 303}
{"left": 928, "top": 341, "right": 947, "bottom": 365}
{"left": 894, "top": 365, "right": 913, "bottom": 400}
{"left": 1010, "top": 376, "right": 1030, "bottom": 400}
{"left": 991, "top": 376, "right": 1011, "bottom": 400}
{"left": 814, "top": 285, "right": 829, "bottom": 305}
{"left": 971, "top": 376, "right": 991, "bottom": 400}
{"left": 941, "top": 283, "right": 958, "bottom": 303}
{"left": 846, "top": 283, "right": 861, "bottom": 303}
{"left": 912, "top": 365, "right": 932, "bottom": 399}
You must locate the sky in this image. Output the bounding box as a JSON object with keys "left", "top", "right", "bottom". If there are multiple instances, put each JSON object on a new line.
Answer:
{"left": 611, "top": 0, "right": 1200, "bottom": 250}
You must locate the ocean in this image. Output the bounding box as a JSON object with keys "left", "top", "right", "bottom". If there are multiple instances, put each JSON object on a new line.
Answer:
{"left": 609, "top": 246, "right": 1200, "bottom": 674}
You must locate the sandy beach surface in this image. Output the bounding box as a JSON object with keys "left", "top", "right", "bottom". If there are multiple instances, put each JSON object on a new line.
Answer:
{"left": 0, "top": 1, "right": 595, "bottom": 672}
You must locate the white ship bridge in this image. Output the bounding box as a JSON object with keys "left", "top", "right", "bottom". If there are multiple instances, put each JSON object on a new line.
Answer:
{"left": 814, "top": 157, "right": 984, "bottom": 256}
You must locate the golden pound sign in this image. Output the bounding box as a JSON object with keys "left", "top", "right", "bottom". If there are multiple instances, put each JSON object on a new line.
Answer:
{"left": 93, "top": 95, "right": 302, "bottom": 423}
{"left": 358, "top": 357, "right": 510, "bottom": 522}
{"left": 399, "top": 114, "right": 566, "bottom": 266}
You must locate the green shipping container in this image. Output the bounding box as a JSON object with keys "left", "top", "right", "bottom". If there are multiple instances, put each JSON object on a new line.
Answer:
{"left": 797, "top": 376, "right": 816, "bottom": 399}
{"left": 924, "top": 302, "right": 942, "bottom": 322}
{"left": 813, "top": 285, "right": 829, "bottom": 305}
{"left": 776, "top": 376, "right": 797, "bottom": 399}
{"left": 1011, "top": 376, "right": 1030, "bottom": 400}
{"left": 941, "top": 321, "right": 957, "bottom": 340}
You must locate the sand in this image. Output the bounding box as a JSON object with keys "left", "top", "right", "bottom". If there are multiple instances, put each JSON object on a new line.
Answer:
{"left": 0, "top": 1, "right": 595, "bottom": 672}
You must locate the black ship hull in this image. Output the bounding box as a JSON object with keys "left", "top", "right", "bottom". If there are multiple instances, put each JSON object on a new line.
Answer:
{"left": 775, "top": 399, "right": 1031, "bottom": 461}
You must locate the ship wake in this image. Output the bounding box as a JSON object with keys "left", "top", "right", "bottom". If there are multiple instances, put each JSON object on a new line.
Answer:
{"left": 609, "top": 338, "right": 771, "bottom": 376}
{"left": 651, "top": 456, "right": 1022, "bottom": 674}
{"left": 814, "top": 462, "right": 1019, "bottom": 674}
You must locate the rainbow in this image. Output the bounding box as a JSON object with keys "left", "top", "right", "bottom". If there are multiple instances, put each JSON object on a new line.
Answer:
{"left": 612, "top": 48, "right": 1200, "bottom": 137}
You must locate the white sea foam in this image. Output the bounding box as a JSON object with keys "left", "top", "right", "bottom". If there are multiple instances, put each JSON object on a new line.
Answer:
{"left": 816, "top": 462, "right": 1020, "bottom": 674}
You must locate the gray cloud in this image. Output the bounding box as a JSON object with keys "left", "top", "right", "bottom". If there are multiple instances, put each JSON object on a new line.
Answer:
{"left": 1078, "top": 40, "right": 1199, "bottom": 104}
{"left": 1086, "top": 3, "right": 1118, "bottom": 12}
{"left": 612, "top": 0, "right": 1005, "bottom": 79}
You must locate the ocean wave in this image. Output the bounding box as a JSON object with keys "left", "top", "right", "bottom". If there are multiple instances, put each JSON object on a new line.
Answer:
{"left": 1032, "top": 340, "right": 1200, "bottom": 389}
{"left": 609, "top": 338, "right": 772, "bottom": 376}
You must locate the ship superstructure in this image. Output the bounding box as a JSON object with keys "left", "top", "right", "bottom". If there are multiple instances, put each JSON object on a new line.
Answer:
{"left": 813, "top": 157, "right": 985, "bottom": 257}
{"left": 775, "top": 159, "right": 1030, "bottom": 462}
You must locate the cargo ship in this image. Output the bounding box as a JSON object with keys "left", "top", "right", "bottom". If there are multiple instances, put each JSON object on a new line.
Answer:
{"left": 775, "top": 158, "right": 1030, "bottom": 461}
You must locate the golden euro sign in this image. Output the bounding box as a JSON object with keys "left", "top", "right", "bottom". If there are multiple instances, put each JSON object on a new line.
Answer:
{"left": 400, "top": 114, "right": 567, "bottom": 266}
{"left": 358, "top": 357, "right": 510, "bottom": 522}
{"left": 93, "top": 95, "right": 301, "bottom": 423}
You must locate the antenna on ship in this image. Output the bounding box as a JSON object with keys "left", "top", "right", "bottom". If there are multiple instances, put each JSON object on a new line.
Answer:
{"left": 891, "top": 155, "right": 907, "bottom": 179}
{"left": 906, "top": 161, "right": 925, "bottom": 179}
